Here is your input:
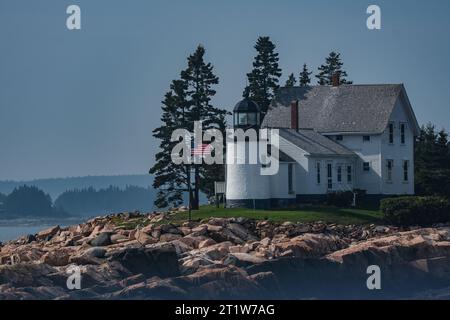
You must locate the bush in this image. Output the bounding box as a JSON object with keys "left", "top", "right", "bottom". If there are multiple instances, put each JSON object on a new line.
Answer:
{"left": 326, "top": 191, "right": 354, "bottom": 207}
{"left": 380, "top": 196, "right": 450, "bottom": 226}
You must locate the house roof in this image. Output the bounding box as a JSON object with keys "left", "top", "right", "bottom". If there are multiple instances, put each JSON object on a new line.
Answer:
{"left": 267, "top": 147, "right": 296, "bottom": 163}
{"left": 279, "top": 129, "right": 356, "bottom": 157}
{"left": 262, "top": 84, "right": 420, "bottom": 135}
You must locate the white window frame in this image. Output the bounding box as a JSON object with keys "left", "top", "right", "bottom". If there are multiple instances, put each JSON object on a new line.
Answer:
{"left": 386, "top": 159, "right": 394, "bottom": 183}
{"left": 327, "top": 162, "right": 333, "bottom": 190}
{"left": 346, "top": 165, "right": 353, "bottom": 183}
{"left": 400, "top": 122, "right": 407, "bottom": 145}
{"left": 388, "top": 122, "right": 395, "bottom": 144}
{"left": 316, "top": 162, "right": 321, "bottom": 185}
{"left": 363, "top": 162, "right": 370, "bottom": 172}
{"left": 337, "top": 165, "right": 342, "bottom": 183}
{"left": 403, "top": 160, "right": 409, "bottom": 182}
{"left": 288, "top": 163, "right": 295, "bottom": 194}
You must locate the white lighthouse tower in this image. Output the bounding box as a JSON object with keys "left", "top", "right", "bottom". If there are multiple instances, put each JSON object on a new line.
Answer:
{"left": 226, "top": 98, "right": 271, "bottom": 209}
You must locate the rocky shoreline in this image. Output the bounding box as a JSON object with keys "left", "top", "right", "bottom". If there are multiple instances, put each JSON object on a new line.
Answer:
{"left": 1, "top": 211, "right": 450, "bottom": 299}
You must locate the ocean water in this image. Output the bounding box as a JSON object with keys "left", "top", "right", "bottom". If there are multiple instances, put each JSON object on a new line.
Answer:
{"left": 0, "top": 226, "right": 51, "bottom": 242}
{"left": 0, "top": 218, "right": 86, "bottom": 242}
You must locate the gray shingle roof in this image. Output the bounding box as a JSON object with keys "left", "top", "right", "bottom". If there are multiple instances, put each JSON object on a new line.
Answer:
{"left": 262, "top": 84, "right": 413, "bottom": 134}
{"left": 270, "top": 148, "right": 296, "bottom": 162}
{"left": 279, "top": 129, "right": 356, "bottom": 157}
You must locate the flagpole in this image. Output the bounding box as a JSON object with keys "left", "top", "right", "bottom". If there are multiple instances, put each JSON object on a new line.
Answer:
{"left": 188, "top": 164, "right": 192, "bottom": 222}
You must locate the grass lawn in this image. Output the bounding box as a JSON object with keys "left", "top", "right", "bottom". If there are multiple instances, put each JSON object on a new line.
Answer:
{"left": 168, "top": 205, "right": 384, "bottom": 225}
{"left": 112, "top": 206, "right": 384, "bottom": 229}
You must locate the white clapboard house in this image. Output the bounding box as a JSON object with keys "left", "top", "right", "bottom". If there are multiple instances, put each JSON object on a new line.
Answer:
{"left": 225, "top": 76, "right": 420, "bottom": 209}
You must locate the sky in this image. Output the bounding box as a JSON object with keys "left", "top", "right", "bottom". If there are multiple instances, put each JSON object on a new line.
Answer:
{"left": 1, "top": 0, "right": 450, "bottom": 181}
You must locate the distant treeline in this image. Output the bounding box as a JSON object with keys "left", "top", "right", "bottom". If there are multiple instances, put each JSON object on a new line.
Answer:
{"left": 0, "top": 185, "right": 156, "bottom": 218}
{"left": 54, "top": 185, "right": 155, "bottom": 216}
{"left": 0, "top": 174, "right": 152, "bottom": 200}
{"left": 0, "top": 185, "right": 64, "bottom": 218}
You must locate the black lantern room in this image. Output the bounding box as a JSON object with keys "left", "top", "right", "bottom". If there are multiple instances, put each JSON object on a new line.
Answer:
{"left": 233, "top": 98, "right": 261, "bottom": 129}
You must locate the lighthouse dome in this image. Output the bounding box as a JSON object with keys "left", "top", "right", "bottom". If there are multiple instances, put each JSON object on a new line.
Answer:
{"left": 233, "top": 98, "right": 260, "bottom": 113}
{"left": 233, "top": 98, "right": 261, "bottom": 129}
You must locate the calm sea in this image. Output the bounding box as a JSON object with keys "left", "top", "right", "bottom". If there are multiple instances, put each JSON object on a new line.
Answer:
{"left": 0, "top": 218, "right": 86, "bottom": 242}
{"left": 0, "top": 226, "right": 51, "bottom": 242}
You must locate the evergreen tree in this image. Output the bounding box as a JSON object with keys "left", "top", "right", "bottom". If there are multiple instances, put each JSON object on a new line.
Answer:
{"left": 181, "top": 45, "right": 228, "bottom": 210}
{"left": 299, "top": 63, "right": 312, "bottom": 87}
{"left": 244, "top": 36, "right": 282, "bottom": 116}
{"left": 315, "top": 51, "right": 352, "bottom": 85}
{"left": 284, "top": 73, "right": 296, "bottom": 87}
{"left": 150, "top": 80, "right": 189, "bottom": 208}
{"left": 4, "top": 185, "right": 54, "bottom": 217}
{"left": 436, "top": 129, "right": 450, "bottom": 168}
{"left": 150, "top": 45, "right": 228, "bottom": 211}
{"left": 415, "top": 123, "right": 450, "bottom": 197}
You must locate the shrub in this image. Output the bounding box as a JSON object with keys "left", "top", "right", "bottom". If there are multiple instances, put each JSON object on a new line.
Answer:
{"left": 326, "top": 191, "right": 354, "bottom": 207}
{"left": 380, "top": 196, "right": 450, "bottom": 226}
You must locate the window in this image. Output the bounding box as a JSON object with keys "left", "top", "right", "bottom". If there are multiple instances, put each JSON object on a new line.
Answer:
{"left": 386, "top": 159, "right": 394, "bottom": 182}
{"left": 337, "top": 166, "right": 342, "bottom": 183}
{"left": 247, "top": 113, "right": 257, "bottom": 125}
{"left": 288, "top": 163, "right": 294, "bottom": 194}
{"left": 236, "top": 112, "right": 258, "bottom": 126}
{"left": 335, "top": 135, "right": 343, "bottom": 141}
{"left": 363, "top": 135, "right": 371, "bottom": 142}
{"left": 363, "top": 162, "right": 370, "bottom": 172}
{"left": 327, "top": 163, "right": 333, "bottom": 190}
{"left": 403, "top": 160, "right": 409, "bottom": 182}
{"left": 238, "top": 113, "right": 247, "bottom": 126}
{"left": 347, "top": 165, "right": 352, "bottom": 183}
{"left": 400, "top": 123, "right": 406, "bottom": 144}
{"left": 388, "top": 122, "right": 394, "bottom": 144}
{"left": 316, "top": 162, "right": 321, "bottom": 184}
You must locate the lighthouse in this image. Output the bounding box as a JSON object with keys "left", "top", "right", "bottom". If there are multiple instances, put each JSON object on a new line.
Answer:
{"left": 226, "top": 98, "right": 271, "bottom": 209}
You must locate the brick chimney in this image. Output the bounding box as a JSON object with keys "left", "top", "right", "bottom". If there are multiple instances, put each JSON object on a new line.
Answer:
{"left": 332, "top": 72, "right": 340, "bottom": 87}
{"left": 291, "top": 100, "right": 299, "bottom": 131}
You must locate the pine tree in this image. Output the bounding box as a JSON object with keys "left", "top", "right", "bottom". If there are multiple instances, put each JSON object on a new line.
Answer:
{"left": 315, "top": 51, "right": 352, "bottom": 85}
{"left": 150, "top": 80, "right": 189, "bottom": 208}
{"left": 299, "top": 63, "right": 312, "bottom": 87}
{"left": 415, "top": 123, "right": 450, "bottom": 197}
{"left": 284, "top": 73, "right": 296, "bottom": 87}
{"left": 436, "top": 129, "right": 450, "bottom": 168}
{"left": 199, "top": 112, "right": 227, "bottom": 198}
{"left": 244, "top": 36, "right": 282, "bottom": 116}
{"left": 181, "top": 45, "right": 228, "bottom": 209}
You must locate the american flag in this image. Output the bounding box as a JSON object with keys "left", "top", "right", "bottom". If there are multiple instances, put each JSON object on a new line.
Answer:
{"left": 191, "top": 143, "right": 213, "bottom": 156}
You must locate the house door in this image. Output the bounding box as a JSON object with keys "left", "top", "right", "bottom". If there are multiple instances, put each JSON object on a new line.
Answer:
{"left": 327, "top": 163, "right": 333, "bottom": 190}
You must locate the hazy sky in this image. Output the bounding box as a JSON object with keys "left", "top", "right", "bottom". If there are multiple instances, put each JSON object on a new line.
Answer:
{"left": 1, "top": 0, "right": 450, "bottom": 181}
